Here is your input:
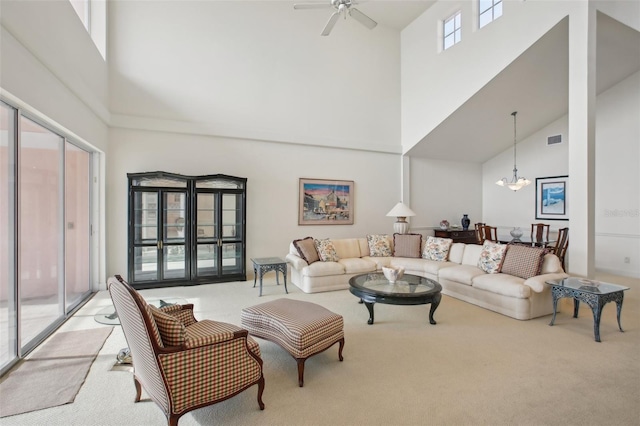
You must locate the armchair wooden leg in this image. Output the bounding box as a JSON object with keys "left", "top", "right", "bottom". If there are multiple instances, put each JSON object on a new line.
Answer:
{"left": 257, "top": 375, "right": 265, "bottom": 410}
{"left": 134, "top": 377, "right": 142, "bottom": 402}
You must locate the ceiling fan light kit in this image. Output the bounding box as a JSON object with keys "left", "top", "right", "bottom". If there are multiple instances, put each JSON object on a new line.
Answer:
{"left": 294, "top": 0, "right": 377, "bottom": 36}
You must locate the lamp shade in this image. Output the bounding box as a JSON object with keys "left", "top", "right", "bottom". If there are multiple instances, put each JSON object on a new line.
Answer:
{"left": 386, "top": 202, "right": 416, "bottom": 218}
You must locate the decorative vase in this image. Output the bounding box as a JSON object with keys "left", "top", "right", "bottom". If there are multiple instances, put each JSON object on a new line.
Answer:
{"left": 461, "top": 214, "right": 470, "bottom": 230}
{"left": 382, "top": 266, "right": 404, "bottom": 284}
{"left": 510, "top": 227, "right": 523, "bottom": 240}
{"left": 439, "top": 220, "right": 450, "bottom": 230}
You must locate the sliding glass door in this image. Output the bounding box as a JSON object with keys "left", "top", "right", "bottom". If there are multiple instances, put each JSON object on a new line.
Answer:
{"left": 19, "top": 117, "right": 65, "bottom": 351}
{"left": 0, "top": 102, "right": 17, "bottom": 369}
{"left": 65, "top": 143, "right": 91, "bottom": 310}
{"left": 0, "top": 100, "right": 94, "bottom": 375}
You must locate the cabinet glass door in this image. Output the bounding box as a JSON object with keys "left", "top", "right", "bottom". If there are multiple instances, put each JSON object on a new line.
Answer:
{"left": 163, "top": 192, "right": 187, "bottom": 279}
{"left": 132, "top": 189, "right": 188, "bottom": 283}
{"left": 195, "top": 193, "right": 217, "bottom": 277}
{"left": 132, "top": 191, "right": 159, "bottom": 282}
{"left": 221, "top": 193, "right": 243, "bottom": 275}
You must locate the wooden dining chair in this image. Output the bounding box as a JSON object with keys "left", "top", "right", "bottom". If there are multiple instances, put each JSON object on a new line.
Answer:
{"left": 551, "top": 227, "right": 569, "bottom": 270}
{"left": 530, "top": 223, "right": 550, "bottom": 244}
{"left": 478, "top": 225, "right": 498, "bottom": 243}
{"left": 474, "top": 223, "right": 486, "bottom": 244}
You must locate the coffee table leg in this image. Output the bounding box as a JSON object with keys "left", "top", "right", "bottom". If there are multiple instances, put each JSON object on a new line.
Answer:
{"left": 428, "top": 293, "right": 441, "bottom": 325}
{"left": 364, "top": 302, "right": 375, "bottom": 325}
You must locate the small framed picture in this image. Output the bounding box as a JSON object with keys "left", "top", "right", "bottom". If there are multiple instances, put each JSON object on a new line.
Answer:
{"left": 535, "top": 176, "right": 568, "bottom": 220}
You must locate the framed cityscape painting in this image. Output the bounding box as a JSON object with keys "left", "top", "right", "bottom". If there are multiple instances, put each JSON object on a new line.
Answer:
{"left": 298, "top": 178, "right": 354, "bottom": 225}
{"left": 535, "top": 175, "right": 568, "bottom": 220}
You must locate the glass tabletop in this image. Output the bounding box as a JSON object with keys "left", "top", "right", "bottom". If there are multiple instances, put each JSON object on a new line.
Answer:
{"left": 350, "top": 273, "right": 439, "bottom": 296}
{"left": 546, "top": 277, "right": 629, "bottom": 295}
{"left": 251, "top": 257, "right": 285, "bottom": 265}
{"left": 94, "top": 297, "right": 188, "bottom": 325}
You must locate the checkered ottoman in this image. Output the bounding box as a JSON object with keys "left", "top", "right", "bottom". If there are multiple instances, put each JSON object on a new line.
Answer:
{"left": 241, "top": 298, "right": 344, "bottom": 387}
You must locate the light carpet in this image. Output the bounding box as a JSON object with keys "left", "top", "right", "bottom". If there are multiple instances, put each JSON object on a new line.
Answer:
{"left": 0, "top": 327, "right": 113, "bottom": 418}
{"left": 1, "top": 273, "right": 638, "bottom": 426}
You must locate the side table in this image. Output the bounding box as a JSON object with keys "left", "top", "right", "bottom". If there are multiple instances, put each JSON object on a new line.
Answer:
{"left": 546, "top": 277, "right": 629, "bottom": 342}
{"left": 251, "top": 257, "right": 288, "bottom": 296}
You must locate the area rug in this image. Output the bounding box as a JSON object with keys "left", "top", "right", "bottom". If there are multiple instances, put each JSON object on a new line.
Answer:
{"left": 0, "top": 327, "right": 113, "bottom": 418}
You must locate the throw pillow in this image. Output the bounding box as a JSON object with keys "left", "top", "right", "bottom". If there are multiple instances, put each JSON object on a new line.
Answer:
{"left": 393, "top": 233, "right": 422, "bottom": 258}
{"left": 423, "top": 236, "right": 453, "bottom": 261}
{"left": 477, "top": 240, "right": 507, "bottom": 274}
{"left": 366, "top": 234, "right": 392, "bottom": 257}
{"left": 500, "top": 244, "right": 547, "bottom": 279}
{"left": 293, "top": 236, "right": 320, "bottom": 264}
{"left": 314, "top": 238, "right": 340, "bottom": 262}
{"left": 149, "top": 305, "right": 186, "bottom": 347}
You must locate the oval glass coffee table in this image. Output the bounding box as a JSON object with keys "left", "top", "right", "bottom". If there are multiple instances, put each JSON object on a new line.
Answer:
{"left": 348, "top": 273, "right": 442, "bottom": 325}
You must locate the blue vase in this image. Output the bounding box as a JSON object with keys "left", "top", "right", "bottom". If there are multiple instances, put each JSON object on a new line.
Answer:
{"left": 461, "top": 214, "right": 470, "bottom": 230}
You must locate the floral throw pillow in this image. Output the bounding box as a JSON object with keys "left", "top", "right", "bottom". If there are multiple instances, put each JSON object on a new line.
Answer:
{"left": 477, "top": 241, "right": 507, "bottom": 274}
{"left": 423, "top": 236, "right": 453, "bottom": 261}
{"left": 366, "top": 234, "right": 392, "bottom": 257}
{"left": 314, "top": 238, "right": 340, "bottom": 262}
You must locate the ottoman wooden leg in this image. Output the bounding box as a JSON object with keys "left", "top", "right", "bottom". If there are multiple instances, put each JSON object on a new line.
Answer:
{"left": 296, "top": 358, "right": 306, "bottom": 387}
{"left": 296, "top": 337, "right": 345, "bottom": 387}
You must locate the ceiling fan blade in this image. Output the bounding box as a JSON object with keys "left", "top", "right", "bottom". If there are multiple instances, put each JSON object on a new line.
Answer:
{"left": 349, "top": 7, "right": 377, "bottom": 30}
{"left": 321, "top": 11, "right": 341, "bottom": 36}
{"left": 294, "top": 3, "right": 332, "bottom": 9}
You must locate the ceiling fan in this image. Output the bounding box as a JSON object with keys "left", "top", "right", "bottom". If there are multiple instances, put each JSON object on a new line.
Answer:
{"left": 294, "top": 0, "right": 377, "bottom": 36}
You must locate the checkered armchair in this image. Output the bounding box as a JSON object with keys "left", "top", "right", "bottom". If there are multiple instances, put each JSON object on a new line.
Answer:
{"left": 108, "top": 275, "right": 265, "bottom": 426}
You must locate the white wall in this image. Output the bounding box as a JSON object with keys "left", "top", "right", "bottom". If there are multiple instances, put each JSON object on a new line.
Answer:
{"left": 401, "top": 0, "right": 576, "bottom": 151}
{"left": 594, "top": 71, "right": 640, "bottom": 277}
{"left": 410, "top": 157, "right": 483, "bottom": 234}
{"left": 483, "top": 71, "right": 640, "bottom": 277}
{"left": 106, "top": 128, "right": 400, "bottom": 278}
{"left": 482, "top": 116, "right": 569, "bottom": 236}
{"left": 108, "top": 1, "right": 401, "bottom": 153}
{"left": 0, "top": 0, "right": 109, "bottom": 147}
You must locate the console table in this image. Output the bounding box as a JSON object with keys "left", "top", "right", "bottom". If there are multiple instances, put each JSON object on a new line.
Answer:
{"left": 546, "top": 277, "right": 629, "bottom": 342}
{"left": 434, "top": 229, "right": 477, "bottom": 244}
{"left": 251, "top": 257, "right": 288, "bottom": 296}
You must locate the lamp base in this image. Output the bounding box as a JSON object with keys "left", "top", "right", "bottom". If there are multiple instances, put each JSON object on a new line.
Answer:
{"left": 393, "top": 220, "right": 410, "bottom": 234}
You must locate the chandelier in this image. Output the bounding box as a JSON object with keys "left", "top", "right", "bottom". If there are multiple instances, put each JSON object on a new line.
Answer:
{"left": 496, "top": 111, "right": 531, "bottom": 191}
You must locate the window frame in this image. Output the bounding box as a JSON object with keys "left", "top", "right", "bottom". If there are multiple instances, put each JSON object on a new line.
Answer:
{"left": 443, "top": 10, "right": 462, "bottom": 50}
{"left": 479, "top": 0, "right": 503, "bottom": 29}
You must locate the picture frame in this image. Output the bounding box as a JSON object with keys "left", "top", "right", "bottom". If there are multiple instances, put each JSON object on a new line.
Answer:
{"left": 298, "top": 178, "right": 354, "bottom": 225}
{"left": 535, "top": 175, "right": 568, "bottom": 220}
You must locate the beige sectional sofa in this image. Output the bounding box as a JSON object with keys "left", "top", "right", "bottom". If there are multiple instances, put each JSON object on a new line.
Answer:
{"left": 285, "top": 236, "right": 568, "bottom": 320}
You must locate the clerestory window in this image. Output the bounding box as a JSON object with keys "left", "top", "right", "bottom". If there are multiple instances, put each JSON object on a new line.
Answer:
{"left": 479, "top": 0, "right": 502, "bottom": 28}
{"left": 443, "top": 11, "right": 462, "bottom": 50}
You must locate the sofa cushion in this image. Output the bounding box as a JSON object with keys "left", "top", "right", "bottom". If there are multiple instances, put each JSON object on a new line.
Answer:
{"left": 472, "top": 273, "right": 531, "bottom": 299}
{"left": 314, "top": 238, "right": 340, "bottom": 262}
{"left": 477, "top": 241, "right": 507, "bottom": 274}
{"left": 500, "top": 244, "right": 546, "bottom": 279}
{"left": 438, "top": 265, "right": 486, "bottom": 285}
{"left": 391, "top": 257, "right": 457, "bottom": 275}
{"left": 448, "top": 243, "right": 465, "bottom": 264}
{"left": 393, "top": 233, "right": 422, "bottom": 258}
{"left": 338, "top": 258, "right": 377, "bottom": 274}
{"left": 293, "top": 237, "right": 320, "bottom": 264}
{"left": 540, "top": 253, "right": 563, "bottom": 274}
{"left": 361, "top": 256, "right": 393, "bottom": 270}
{"left": 367, "top": 234, "right": 393, "bottom": 257}
{"left": 303, "top": 261, "right": 345, "bottom": 277}
{"left": 422, "top": 236, "right": 453, "bottom": 261}
{"left": 332, "top": 238, "right": 362, "bottom": 259}
{"left": 461, "top": 244, "right": 483, "bottom": 266}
